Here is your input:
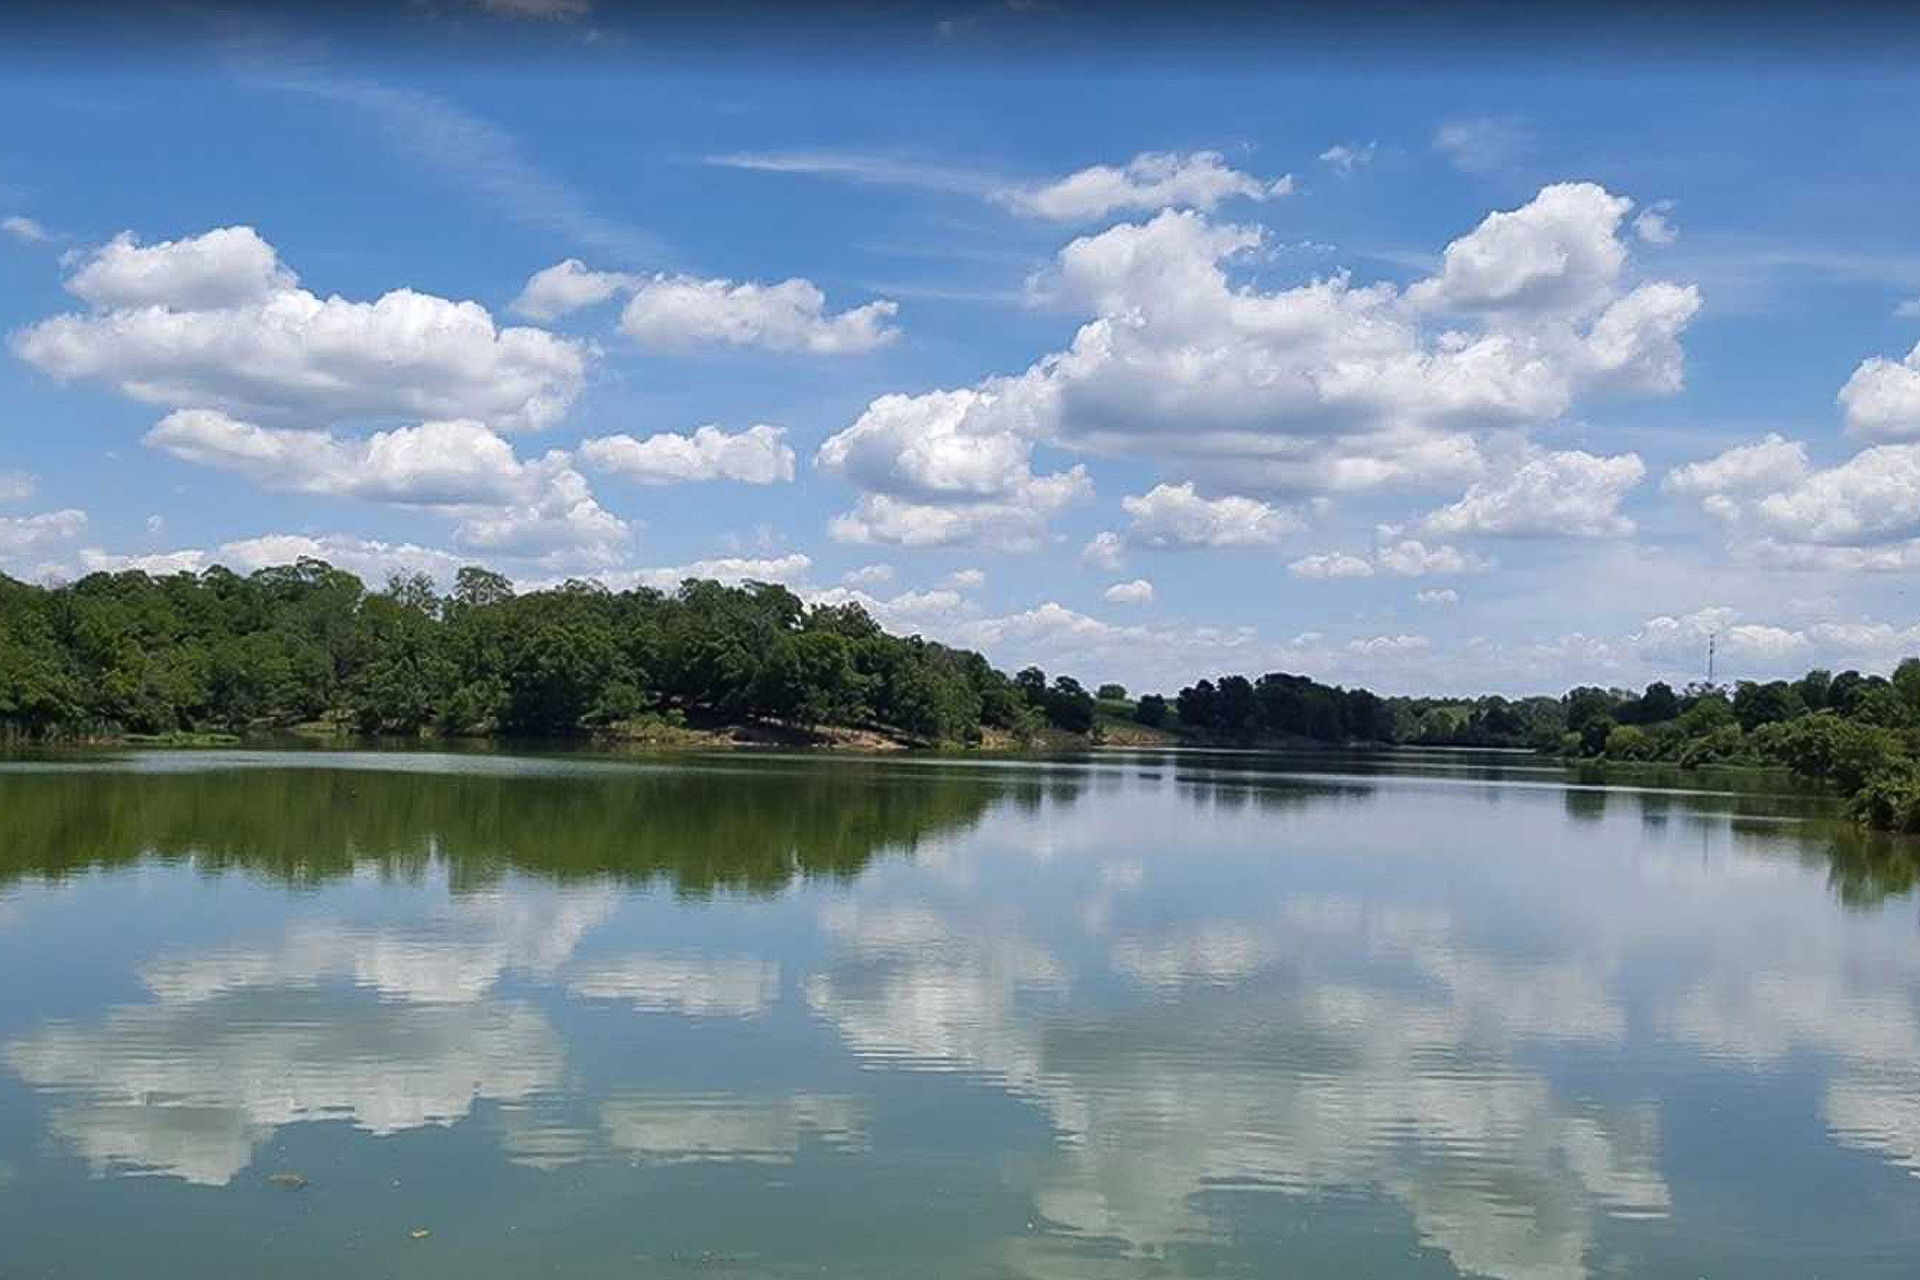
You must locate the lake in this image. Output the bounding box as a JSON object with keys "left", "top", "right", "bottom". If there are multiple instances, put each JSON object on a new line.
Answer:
{"left": 1, "top": 746, "right": 1917, "bottom": 1278}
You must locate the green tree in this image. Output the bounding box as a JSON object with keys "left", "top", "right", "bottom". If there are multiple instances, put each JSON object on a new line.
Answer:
{"left": 1733, "top": 680, "right": 1805, "bottom": 731}
{"left": 1892, "top": 657, "right": 1920, "bottom": 713}
{"left": 1752, "top": 713, "right": 1899, "bottom": 793}
{"left": 1794, "top": 668, "right": 1833, "bottom": 712}
{"left": 1636, "top": 681, "right": 1680, "bottom": 723}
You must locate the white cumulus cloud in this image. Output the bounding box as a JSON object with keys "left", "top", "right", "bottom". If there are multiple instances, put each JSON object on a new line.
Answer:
{"left": 535, "top": 553, "right": 814, "bottom": 594}
{"left": 1750, "top": 442, "right": 1920, "bottom": 546}
{"left": 1632, "top": 201, "right": 1679, "bottom": 245}
{"left": 1080, "top": 531, "right": 1126, "bottom": 571}
{"left": 841, "top": 562, "right": 894, "bottom": 588}
{"left": 1375, "top": 537, "right": 1492, "bottom": 576}
{"left": 826, "top": 184, "right": 1695, "bottom": 512}
{"left": 16, "top": 226, "right": 587, "bottom": 434}
{"left": 81, "top": 533, "right": 470, "bottom": 585}
{"left": 1665, "top": 434, "right": 1810, "bottom": 499}
{"left": 620, "top": 274, "right": 898, "bottom": 354}
{"left": 942, "top": 567, "right": 987, "bottom": 590}
{"left": 827, "top": 469, "right": 1091, "bottom": 551}
{"left": 65, "top": 226, "right": 297, "bottom": 311}
{"left": 0, "top": 508, "right": 88, "bottom": 568}
{"left": 1409, "top": 183, "right": 1633, "bottom": 315}
{"left": 1287, "top": 551, "right": 1376, "bottom": 579}
{"left": 1287, "top": 537, "right": 1488, "bottom": 579}
{"left": 1002, "top": 150, "right": 1292, "bottom": 221}
{"left": 1423, "top": 450, "right": 1646, "bottom": 538}
{"left": 1120, "top": 482, "right": 1301, "bottom": 549}
{"left": 817, "top": 386, "right": 1093, "bottom": 549}
{"left": 1839, "top": 340, "right": 1920, "bottom": 439}
{"left": 580, "top": 424, "right": 795, "bottom": 485}
{"left": 1103, "top": 578, "right": 1155, "bottom": 604}
{"left": 145, "top": 410, "right": 626, "bottom": 562}
{"left": 510, "top": 257, "right": 636, "bottom": 320}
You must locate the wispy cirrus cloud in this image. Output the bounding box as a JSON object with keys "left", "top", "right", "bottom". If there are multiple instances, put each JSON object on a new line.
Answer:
{"left": 234, "top": 63, "right": 664, "bottom": 266}
{"left": 707, "top": 150, "right": 1005, "bottom": 199}
{"left": 708, "top": 148, "right": 1290, "bottom": 222}
{"left": 1432, "top": 116, "right": 1533, "bottom": 174}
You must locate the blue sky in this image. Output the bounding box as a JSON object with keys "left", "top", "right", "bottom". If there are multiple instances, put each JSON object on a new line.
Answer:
{"left": 4, "top": 5, "right": 1920, "bottom": 695}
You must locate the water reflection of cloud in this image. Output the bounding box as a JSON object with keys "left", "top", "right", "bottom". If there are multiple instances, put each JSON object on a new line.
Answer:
{"left": 600, "top": 1092, "right": 866, "bottom": 1164}
{"left": 568, "top": 952, "right": 781, "bottom": 1018}
{"left": 5, "top": 995, "right": 562, "bottom": 1185}
{"left": 806, "top": 870, "right": 1667, "bottom": 1280}
{"left": 5, "top": 881, "right": 615, "bottom": 1184}
{"left": 1664, "top": 933, "right": 1920, "bottom": 1178}
{"left": 808, "top": 900, "right": 1063, "bottom": 1091}
{"left": 496, "top": 1090, "right": 866, "bottom": 1171}
{"left": 139, "top": 886, "right": 618, "bottom": 1005}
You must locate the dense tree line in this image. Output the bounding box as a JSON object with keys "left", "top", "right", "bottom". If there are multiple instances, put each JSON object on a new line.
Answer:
{"left": 1137, "top": 674, "right": 1566, "bottom": 749}
{"left": 6, "top": 558, "right": 1919, "bottom": 833}
{"left": 1121, "top": 662, "right": 1920, "bottom": 835}
{"left": 1389, "top": 693, "right": 1569, "bottom": 747}
{"left": 0, "top": 559, "right": 1089, "bottom": 746}
{"left": 1559, "top": 666, "right": 1920, "bottom": 833}
{"left": 1151, "top": 671, "right": 1395, "bottom": 744}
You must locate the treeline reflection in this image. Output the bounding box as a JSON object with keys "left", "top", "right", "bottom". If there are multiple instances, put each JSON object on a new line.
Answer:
{"left": 1, "top": 749, "right": 1914, "bottom": 907}
{"left": 0, "top": 759, "right": 1039, "bottom": 895}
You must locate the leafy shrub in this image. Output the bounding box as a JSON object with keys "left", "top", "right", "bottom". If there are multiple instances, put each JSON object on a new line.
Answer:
{"left": 1849, "top": 764, "right": 1920, "bottom": 834}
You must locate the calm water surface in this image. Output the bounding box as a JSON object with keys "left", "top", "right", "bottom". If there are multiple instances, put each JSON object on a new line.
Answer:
{"left": 1, "top": 747, "right": 1917, "bottom": 1278}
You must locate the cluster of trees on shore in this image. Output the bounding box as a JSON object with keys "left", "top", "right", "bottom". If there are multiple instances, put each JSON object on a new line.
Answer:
{"left": 1140, "top": 672, "right": 1394, "bottom": 744}
{"left": 0, "top": 560, "right": 1106, "bottom": 746}
{"left": 5, "top": 558, "right": 1919, "bottom": 833}
{"left": 1555, "top": 668, "right": 1920, "bottom": 833}
{"left": 1136, "top": 665, "right": 1920, "bottom": 833}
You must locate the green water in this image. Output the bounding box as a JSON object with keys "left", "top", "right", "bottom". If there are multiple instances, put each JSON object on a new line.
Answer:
{"left": 1, "top": 747, "right": 1916, "bottom": 1278}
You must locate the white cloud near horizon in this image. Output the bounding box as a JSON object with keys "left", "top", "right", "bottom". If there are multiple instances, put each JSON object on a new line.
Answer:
{"left": 1665, "top": 430, "right": 1920, "bottom": 573}
{"left": 144, "top": 410, "right": 627, "bottom": 562}
{"left": 1291, "top": 537, "right": 1492, "bottom": 579}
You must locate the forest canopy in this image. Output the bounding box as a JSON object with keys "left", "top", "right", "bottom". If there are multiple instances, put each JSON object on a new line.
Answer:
{"left": 0, "top": 560, "right": 1049, "bottom": 745}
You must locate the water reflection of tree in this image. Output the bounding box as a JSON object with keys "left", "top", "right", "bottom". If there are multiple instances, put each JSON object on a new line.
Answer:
{"left": 1809, "top": 823, "right": 1920, "bottom": 909}
{"left": 1562, "top": 787, "right": 1610, "bottom": 823}
{"left": 1630, "top": 786, "right": 1920, "bottom": 910}
{"left": 0, "top": 759, "right": 1039, "bottom": 896}
{"left": 1169, "top": 758, "right": 1373, "bottom": 813}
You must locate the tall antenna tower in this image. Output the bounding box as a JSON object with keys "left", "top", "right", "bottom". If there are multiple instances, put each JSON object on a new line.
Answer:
{"left": 1706, "top": 632, "right": 1717, "bottom": 686}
